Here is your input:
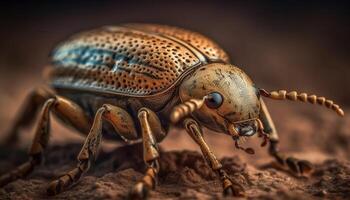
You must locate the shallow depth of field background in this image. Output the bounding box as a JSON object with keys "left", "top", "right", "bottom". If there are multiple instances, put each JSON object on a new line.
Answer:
{"left": 0, "top": 1, "right": 349, "bottom": 164}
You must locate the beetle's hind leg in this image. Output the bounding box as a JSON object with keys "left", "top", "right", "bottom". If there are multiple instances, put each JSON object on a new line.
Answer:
{"left": 2, "top": 87, "right": 54, "bottom": 146}
{"left": 0, "top": 95, "right": 90, "bottom": 187}
{"left": 259, "top": 99, "right": 313, "bottom": 176}
{"left": 46, "top": 104, "right": 139, "bottom": 195}
{"left": 128, "top": 107, "right": 165, "bottom": 199}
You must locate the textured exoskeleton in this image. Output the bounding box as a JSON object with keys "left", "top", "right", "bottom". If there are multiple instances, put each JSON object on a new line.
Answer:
{"left": 0, "top": 24, "right": 344, "bottom": 199}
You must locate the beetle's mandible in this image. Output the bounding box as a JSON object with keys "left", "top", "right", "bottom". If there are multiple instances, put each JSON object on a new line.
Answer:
{"left": 0, "top": 23, "right": 344, "bottom": 198}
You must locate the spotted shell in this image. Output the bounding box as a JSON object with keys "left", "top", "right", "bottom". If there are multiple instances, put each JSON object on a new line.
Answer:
{"left": 49, "top": 24, "right": 230, "bottom": 96}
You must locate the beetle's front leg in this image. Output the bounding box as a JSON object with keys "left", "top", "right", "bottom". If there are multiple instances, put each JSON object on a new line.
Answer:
{"left": 259, "top": 99, "right": 313, "bottom": 176}
{"left": 183, "top": 118, "right": 245, "bottom": 196}
{"left": 128, "top": 107, "right": 165, "bottom": 199}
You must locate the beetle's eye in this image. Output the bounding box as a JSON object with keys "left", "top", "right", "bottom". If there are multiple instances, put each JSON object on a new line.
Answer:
{"left": 205, "top": 92, "right": 223, "bottom": 109}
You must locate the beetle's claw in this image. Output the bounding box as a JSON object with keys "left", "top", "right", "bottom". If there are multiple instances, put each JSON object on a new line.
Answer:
{"left": 297, "top": 159, "right": 313, "bottom": 174}
{"left": 285, "top": 157, "right": 314, "bottom": 176}
{"left": 128, "top": 182, "right": 149, "bottom": 200}
{"left": 272, "top": 151, "right": 314, "bottom": 176}
{"left": 223, "top": 184, "right": 245, "bottom": 197}
{"left": 222, "top": 178, "right": 245, "bottom": 197}
{"left": 47, "top": 179, "right": 62, "bottom": 196}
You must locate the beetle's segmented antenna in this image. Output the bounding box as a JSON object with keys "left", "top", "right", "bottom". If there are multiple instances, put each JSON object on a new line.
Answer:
{"left": 260, "top": 89, "right": 344, "bottom": 117}
{"left": 170, "top": 98, "right": 205, "bottom": 124}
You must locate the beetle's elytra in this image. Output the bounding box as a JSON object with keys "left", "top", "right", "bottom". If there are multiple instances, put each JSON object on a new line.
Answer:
{"left": 0, "top": 23, "right": 344, "bottom": 198}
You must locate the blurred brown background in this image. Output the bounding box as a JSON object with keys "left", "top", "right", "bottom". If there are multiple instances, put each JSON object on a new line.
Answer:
{"left": 0, "top": 0, "right": 349, "bottom": 164}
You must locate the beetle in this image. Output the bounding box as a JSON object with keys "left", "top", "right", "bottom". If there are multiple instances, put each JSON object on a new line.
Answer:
{"left": 0, "top": 23, "right": 344, "bottom": 198}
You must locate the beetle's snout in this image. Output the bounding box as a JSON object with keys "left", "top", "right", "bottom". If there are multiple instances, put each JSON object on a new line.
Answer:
{"left": 228, "top": 120, "right": 258, "bottom": 139}
{"left": 237, "top": 124, "right": 256, "bottom": 137}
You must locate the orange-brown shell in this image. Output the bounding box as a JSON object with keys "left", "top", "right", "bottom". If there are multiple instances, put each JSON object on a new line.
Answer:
{"left": 49, "top": 24, "right": 230, "bottom": 96}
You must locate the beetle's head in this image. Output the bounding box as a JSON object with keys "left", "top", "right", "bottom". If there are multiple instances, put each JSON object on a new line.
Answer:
{"left": 172, "top": 63, "right": 345, "bottom": 154}
{"left": 176, "top": 63, "right": 261, "bottom": 139}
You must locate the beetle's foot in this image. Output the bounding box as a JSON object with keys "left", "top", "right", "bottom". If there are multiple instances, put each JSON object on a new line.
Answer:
{"left": 47, "top": 179, "right": 62, "bottom": 196}
{"left": 47, "top": 174, "right": 76, "bottom": 196}
{"left": 0, "top": 162, "right": 33, "bottom": 187}
{"left": 47, "top": 162, "right": 87, "bottom": 196}
{"left": 285, "top": 157, "right": 313, "bottom": 175}
{"left": 47, "top": 174, "right": 80, "bottom": 196}
{"left": 273, "top": 153, "right": 313, "bottom": 176}
{"left": 128, "top": 166, "right": 157, "bottom": 199}
{"left": 0, "top": 154, "right": 41, "bottom": 187}
{"left": 128, "top": 182, "right": 149, "bottom": 200}
{"left": 222, "top": 177, "right": 245, "bottom": 197}
{"left": 217, "top": 169, "right": 245, "bottom": 197}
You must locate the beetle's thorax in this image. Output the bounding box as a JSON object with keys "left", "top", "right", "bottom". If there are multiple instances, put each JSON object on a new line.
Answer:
{"left": 179, "top": 63, "right": 261, "bottom": 134}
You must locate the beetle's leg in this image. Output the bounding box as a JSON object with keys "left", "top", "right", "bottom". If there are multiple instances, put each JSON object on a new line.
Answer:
{"left": 259, "top": 99, "right": 313, "bottom": 176}
{"left": 128, "top": 107, "right": 164, "bottom": 199}
{"left": 46, "top": 104, "right": 138, "bottom": 195}
{"left": 183, "top": 118, "right": 245, "bottom": 197}
{"left": 2, "top": 87, "right": 54, "bottom": 145}
{"left": 0, "top": 95, "right": 90, "bottom": 187}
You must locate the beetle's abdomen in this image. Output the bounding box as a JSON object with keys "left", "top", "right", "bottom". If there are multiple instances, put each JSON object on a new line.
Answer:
{"left": 49, "top": 24, "right": 229, "bottom": 96}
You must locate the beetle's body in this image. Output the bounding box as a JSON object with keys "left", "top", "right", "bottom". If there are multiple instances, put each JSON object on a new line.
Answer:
{"left": 49, "top": 24, "right": 229, "bottom": 140}
{"left": 1, "top": 23, "right": 344, "bottom": 199}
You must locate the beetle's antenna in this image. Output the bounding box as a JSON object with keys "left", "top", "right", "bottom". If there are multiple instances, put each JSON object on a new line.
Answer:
{"left": 170, "top": 98, "right": 205, "bottom": 124}
{"left": 260, "top": 89, "right": 344, "bottom": 117}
